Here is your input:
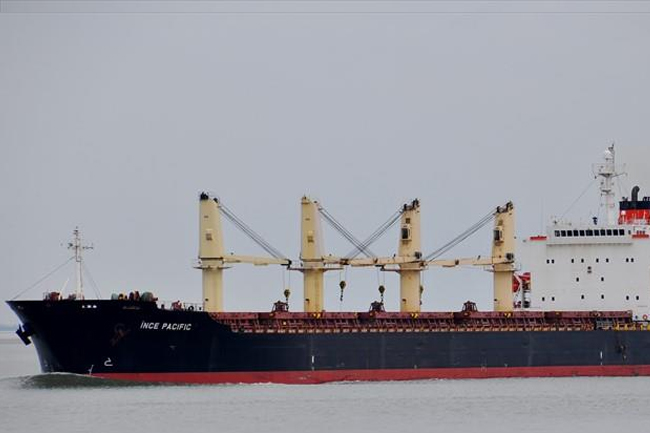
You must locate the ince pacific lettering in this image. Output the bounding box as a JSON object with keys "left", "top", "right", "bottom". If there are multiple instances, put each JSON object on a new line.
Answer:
{"left": 140, "top": 321, "right": 192, "bottom": 331}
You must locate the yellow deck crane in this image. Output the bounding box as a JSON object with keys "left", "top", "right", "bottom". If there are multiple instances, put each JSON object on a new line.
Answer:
{"left": 344, "top": 201, "right": 516, "bottom": 312}
{"left": 307, "top": 198, "right": 516, "bottom": 313}
{"left": 196, "top": 193, "right": 290, "bottom": 313}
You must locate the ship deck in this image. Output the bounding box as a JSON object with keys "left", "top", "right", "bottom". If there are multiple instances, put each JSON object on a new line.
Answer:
{"left": 209, "top": 310, "right": 638, "bottom": 334}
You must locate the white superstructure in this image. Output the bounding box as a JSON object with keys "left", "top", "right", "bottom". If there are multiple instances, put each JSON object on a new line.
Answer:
{"left": 519, "top": 145, "right": 650, "bottom": 320}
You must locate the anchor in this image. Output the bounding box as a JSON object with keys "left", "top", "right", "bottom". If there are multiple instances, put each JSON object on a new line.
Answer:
{"left": 15, "top": 323, "right": 35, "bottom": 346}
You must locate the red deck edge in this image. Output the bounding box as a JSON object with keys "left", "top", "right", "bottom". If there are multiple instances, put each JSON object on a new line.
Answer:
{"left": 632, "top": 233, "right": 649, "bottom": 239}
{"left": 529, "top": 235, "right": 547, "bottom": 241}
{"left": 93, "top": 365, "right": 650, "bottom": 384}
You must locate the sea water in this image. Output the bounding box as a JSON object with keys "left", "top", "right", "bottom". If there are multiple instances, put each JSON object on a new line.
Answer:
{"left": 1, "top": 331, "right": 649, "bottom": 433}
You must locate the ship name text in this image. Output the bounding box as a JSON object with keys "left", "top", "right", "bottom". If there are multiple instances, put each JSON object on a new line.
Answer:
{"left": 140, "top": 321, "right": 192, "bottom": 331}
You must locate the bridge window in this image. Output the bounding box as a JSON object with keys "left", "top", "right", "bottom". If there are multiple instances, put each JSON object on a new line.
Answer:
{"left": 573, "top": 230, "right": 579, "bottom": 236}
{"left": 637, "top": 295, "right": 640, "bottom": 301}
{"left": 581, "top": 294, "right": 585, "bottom": 300}
{"left": 571, "top": 258, "right": 575, "bottom": 263}
{"left": 580, "top": 230, "right": 585, "bottom": 236}
{"left": 580, "top": 258, "right": 585, "bottom": 263}
{"left": 606, "top": 258, "right": 610, "bottom": 263}
{"left": 626, "top": 295, "right": 630, "bottom": 301}
{"left": 542, "top": 297, "right": 545, "bottom": 302}
{"left": 555, "top": 230, "right": 560, "bottom": 237}
{"left": 596, "top": 258, "right": 600, "bottom": 263}
{"left": 601, "top": 229, "right": 606, "bottom": 236}
{"left": 607, "top": 229, "right": 612, "bottom": 236}
{"left": 551, "top": 296, "right": 555, "bottom": 301}
{"left": 586, "top": 229, "right": 593, "bottom": 236}
{"left": 576, "top": 277, "right": 580, "bottom": 282}
{"left": 601, "top": 294, "right": 605, "bottom": 300}
{"left": 561, "top": 230, "right": 567, "bottom": 236}
{"left": 601, "top": 277, "right": 605, "bottom": 282}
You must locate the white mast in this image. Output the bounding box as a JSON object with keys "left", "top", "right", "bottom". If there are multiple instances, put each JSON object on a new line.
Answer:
{"left": 593, "top": 143, "right": 624, "bottom": 226}
{"left": 67, "top": 227, "right": 93, "bottom": 300}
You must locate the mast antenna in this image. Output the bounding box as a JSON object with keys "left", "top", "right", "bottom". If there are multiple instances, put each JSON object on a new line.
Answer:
{"left": 592, "top": 143, "right": 626, "bottom": 226}
{"left": 67, "top": 227, "right": 93, "bottom": 299}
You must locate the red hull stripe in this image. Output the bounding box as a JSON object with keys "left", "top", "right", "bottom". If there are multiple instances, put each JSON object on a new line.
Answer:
{"left": 93, "top": 365, "right": 650, "bottom": 384}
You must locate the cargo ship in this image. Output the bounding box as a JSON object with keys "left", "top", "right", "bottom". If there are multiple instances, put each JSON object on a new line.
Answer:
{"left": 7, "top": 145, "right": 650, "bottom": 384}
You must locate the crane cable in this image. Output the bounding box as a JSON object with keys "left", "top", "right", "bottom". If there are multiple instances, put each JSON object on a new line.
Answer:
{"left": 219, "top": 202, "right": 288, "bottom": 260}
{"left": 344, "top": 208, "right": 403, "bottom": 259}
{"left": 318, "top": 205, "right": 405, "bottom": 259}
{"left": 424, "top": 208, "right": 497, "bottom": 262}
{"left": 318, "top": 206, "right": 378, "bottom": 258}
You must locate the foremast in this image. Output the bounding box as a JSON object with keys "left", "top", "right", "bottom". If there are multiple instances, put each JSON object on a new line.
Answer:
{"left": 67, "top": 227, "right": 93, "bottom": 300}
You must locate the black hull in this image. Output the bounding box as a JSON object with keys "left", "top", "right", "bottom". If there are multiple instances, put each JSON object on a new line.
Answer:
{"left": 8, "top": 300, "right": 650, "bottom": 383}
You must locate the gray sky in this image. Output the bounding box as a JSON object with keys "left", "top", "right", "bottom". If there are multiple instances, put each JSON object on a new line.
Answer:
{"left": 2, "top": 1, "right": 650, "bottom": 325}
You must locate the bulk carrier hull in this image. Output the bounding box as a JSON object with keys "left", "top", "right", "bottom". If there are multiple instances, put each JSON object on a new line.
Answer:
{"left": 9, "top": 299, "right": 650, "bottom": 384}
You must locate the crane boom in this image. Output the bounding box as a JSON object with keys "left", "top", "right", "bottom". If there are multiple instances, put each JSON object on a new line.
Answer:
{"left": 218, "top": 255, "right": 290, "bottom": 266}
